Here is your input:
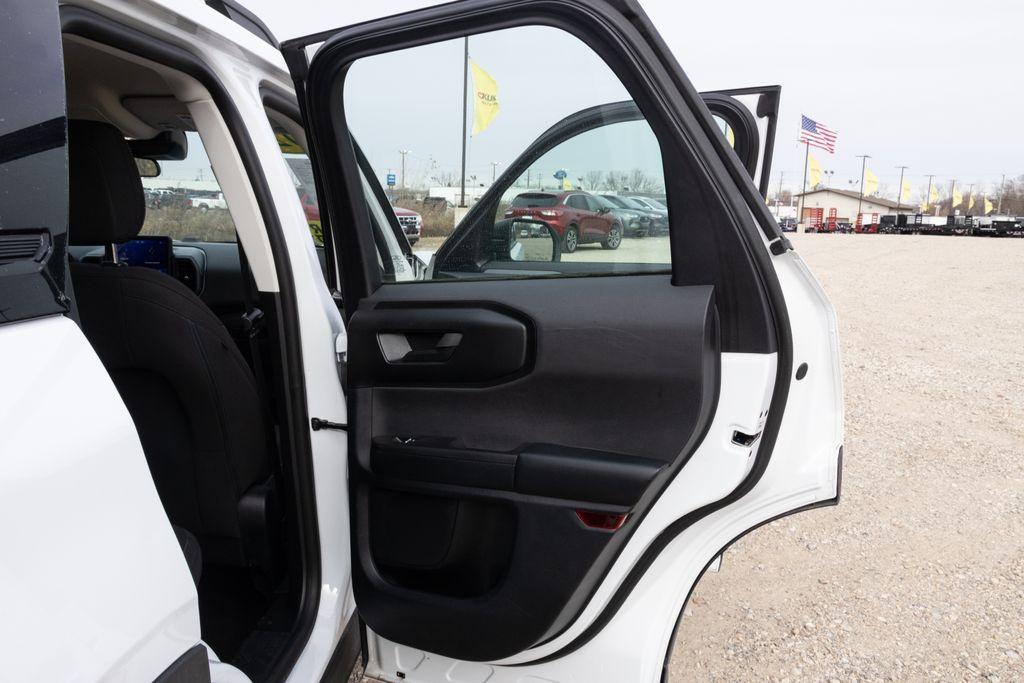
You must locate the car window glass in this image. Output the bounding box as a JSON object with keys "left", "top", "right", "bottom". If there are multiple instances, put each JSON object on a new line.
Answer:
{"left": 140, "top": 131, "right": 237, "bottom": 242}
{"left": 342, "top": 25, "right": 671, "bottom": 281}
{"left": 273, "top": 131, "right": 325, "bottom": 247}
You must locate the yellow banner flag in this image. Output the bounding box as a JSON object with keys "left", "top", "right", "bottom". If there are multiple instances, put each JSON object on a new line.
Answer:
{"left": 808, "top": 153, "right": 822, "bottom": 188}
{"left": 900, "top": 179, "right": 912, "bottom": 202}
{"left": 919, "top": 201, "right": 929, "bottom": 213}
{"left": 929, "top": 184, "right": 939, "bottom": 204}
{"left": 984, "top": 197, "right": 994, "bottom": 214}
{"left": 470, "top": 61, "right": 500, "bottom": 136}
{"left": 952, "top": 185, "right": 963, "bottom": 208}
{"left": 561, "top": 176, "right": 573, "bottom": 191}
{"left": 863, "top": 168, "right": 879, "bottom": 196}
{"left": 968, "top": 194, "right": 976, "bottom": 211}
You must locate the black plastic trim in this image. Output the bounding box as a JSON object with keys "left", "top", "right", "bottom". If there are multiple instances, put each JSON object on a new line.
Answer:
{"left": 320, "top": 612, "right": 363, "bottom": 682}
{"left": 153, "top": 644, "right": 211, "bottom": 683}
{"left": 205, "top": 0, "right": 279, "bottom": 48}
{"left": 59, "top": 9, "right": 320, "bottom": 681}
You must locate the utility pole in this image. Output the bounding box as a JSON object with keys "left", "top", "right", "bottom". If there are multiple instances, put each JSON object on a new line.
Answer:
{"left": 923, "top": 174, "right": 935, "bottom": 215}
{"left": 856, "top": 154, "right": 871, "bottom": 221}
{"left": 490, "top": 161, "right": 500, "bottom": 184}
{"left": 894, "top": 165, "right": 909, "bottom": 216}
{"left": 775, "top": 171, "right": 784, "bottom": 217}
{"left": 398, "top": 149, "right": 410, "bottom": 190}
{"left": 997, "top": 173, "right": 1005, "bottom": 214}
{"left": 458, "top": 36, "right": 469, "bottom": 208}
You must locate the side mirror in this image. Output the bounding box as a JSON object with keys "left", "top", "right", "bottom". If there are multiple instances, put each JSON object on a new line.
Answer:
{"left": 597, "top": 206, "right": 610, "bottom": 215}
{"left": 491, "top": 218, "right": 560, "bottom": 263}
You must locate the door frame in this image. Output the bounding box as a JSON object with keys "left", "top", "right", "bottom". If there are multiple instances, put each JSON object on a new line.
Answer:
{"left": 283, "top": 0, "right": 796, "bottom": 662}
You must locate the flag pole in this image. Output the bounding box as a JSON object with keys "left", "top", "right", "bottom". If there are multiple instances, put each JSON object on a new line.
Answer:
{"left": 799, "top": 140, "right": 809, "bottom": 224}
{"left": 459, "top": 36, "right": 469, "bottom": 208}
{"left": 856, "top": 154, "right": 870, "bottom": 221}
{"left": 895, "top": 165, "right": 908, "bottom": 217}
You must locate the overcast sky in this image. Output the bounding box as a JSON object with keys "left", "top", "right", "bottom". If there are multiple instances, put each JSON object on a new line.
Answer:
{"left": 242, "top": 0, "right": 1023, "bottom": 201}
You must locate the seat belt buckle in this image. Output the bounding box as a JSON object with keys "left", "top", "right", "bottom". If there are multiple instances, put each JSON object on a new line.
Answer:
{"left": 242, "top": 307, "right": 266, "bottom": 339}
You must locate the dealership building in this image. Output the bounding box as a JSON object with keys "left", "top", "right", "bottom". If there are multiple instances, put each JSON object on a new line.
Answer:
{"left": 794, "top": 188, "right": 917, "bottom": 227}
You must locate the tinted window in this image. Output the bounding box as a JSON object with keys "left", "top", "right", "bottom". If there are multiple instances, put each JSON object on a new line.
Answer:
{"left": 0, "top": 0, "right": 69, "bottom": 324}
{"left": 511, "top": 193, "right": 558, "bottom": 208}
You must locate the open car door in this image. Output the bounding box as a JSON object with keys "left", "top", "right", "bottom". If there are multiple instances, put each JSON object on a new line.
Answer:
{"left": 282, "top": 1, "right": 841, "bottom": 680}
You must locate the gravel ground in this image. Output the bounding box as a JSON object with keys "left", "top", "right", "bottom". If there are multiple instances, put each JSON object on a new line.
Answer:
{"left": 669, "top": 233, "right": 1024, "bottom": 682}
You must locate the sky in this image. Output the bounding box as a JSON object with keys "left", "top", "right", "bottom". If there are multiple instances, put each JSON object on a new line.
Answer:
{"left": 241, "top": 0, "right": 1024, "bottom": 203}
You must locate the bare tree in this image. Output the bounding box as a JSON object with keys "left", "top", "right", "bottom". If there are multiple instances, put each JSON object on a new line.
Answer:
{"left": 430, "top": 170, "right": 459, "bottom": 187}
{"left": 604, "top": 170, "right": 628, "bottom": 193}
{"left": 627, "top": 169, "right": 662, "bottom": 194}
{"left": 582, "top": 170, "right": 604, "bottom": 191}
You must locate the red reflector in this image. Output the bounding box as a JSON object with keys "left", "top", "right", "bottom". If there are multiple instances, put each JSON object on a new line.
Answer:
{"left": 575, "top": 510, "right": 628, "bottom": 531}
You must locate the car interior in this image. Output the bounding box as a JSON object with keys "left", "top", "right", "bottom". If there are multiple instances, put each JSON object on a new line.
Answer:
{"left": 61, "top": 34, "right": 304, "bottom": 681}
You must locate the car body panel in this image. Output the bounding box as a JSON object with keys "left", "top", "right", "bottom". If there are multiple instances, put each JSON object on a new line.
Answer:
{"left": 0, "top": 315, "right": 201, "bottom": 681}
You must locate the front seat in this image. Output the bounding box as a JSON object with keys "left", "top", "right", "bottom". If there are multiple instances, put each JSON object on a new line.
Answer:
{"left": 67, "top": 120, "right": 280, "bottom": 579}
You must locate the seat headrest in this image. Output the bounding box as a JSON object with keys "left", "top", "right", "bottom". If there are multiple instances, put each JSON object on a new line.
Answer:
{"left": 68, "top": 120, "right": 145, "bottom": 246}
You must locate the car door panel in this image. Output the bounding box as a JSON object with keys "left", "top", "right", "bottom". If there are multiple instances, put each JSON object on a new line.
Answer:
{"left": 345, "top": 275, "right": 717, "bottom": 660}
{"left": 283, "top": 0, "right": 840, "bottom": 676}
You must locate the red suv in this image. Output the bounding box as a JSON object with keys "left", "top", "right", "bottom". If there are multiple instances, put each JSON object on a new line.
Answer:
{"left": 505, "top": 191, "right": 622, "bottom": 252}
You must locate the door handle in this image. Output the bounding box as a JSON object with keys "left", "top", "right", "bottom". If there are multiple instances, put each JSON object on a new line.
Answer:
{"left": 378, "top": 331, "right": 463, "bottom": 363}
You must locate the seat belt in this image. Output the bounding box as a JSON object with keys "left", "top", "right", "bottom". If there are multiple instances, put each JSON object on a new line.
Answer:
{"left": 237, "top": 244, "right": 275, "bottom": 432}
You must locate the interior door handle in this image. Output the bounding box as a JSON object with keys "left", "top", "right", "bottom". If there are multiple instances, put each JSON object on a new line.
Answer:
{"left": 378, "top": 331, "right": 463, "bottom": 363}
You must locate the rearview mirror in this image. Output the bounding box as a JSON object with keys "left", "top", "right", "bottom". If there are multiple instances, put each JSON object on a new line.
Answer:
{"left": 135, "top": 158, "right": 161, "bottom": 178}
{"left": 491, "top": 219, "right": 560, "bottom": 263}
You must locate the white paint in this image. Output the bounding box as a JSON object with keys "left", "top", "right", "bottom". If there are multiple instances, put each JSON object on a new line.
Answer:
{"left": 1, "top": 1, "right": 842, "bottom": 681}
{"left": 0, "top": 316, "right": 201, "bottom": 680}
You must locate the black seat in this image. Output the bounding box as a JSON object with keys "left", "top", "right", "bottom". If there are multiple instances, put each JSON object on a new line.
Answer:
{"left": 67, "top": 120, "right": 280, "bottom": 577}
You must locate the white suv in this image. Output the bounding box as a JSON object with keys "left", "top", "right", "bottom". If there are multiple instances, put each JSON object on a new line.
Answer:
{"left": 0, "top": 1, "right": 842, "bottom": 681}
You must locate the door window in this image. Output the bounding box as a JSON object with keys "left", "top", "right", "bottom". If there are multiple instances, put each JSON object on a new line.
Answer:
{"left": 341, "top": 25, "right": 672, "bottom": 278}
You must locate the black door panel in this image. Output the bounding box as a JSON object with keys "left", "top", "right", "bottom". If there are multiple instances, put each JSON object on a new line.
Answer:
{"left": 347, "top": 275, "right": 718, "bottom": 660}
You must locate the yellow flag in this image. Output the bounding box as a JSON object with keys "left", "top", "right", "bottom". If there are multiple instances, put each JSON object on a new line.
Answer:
{"left": 725, "top": 124, "right": 735, "bottom": 149}
{"left": 919, "top": 201, "right": 929, "bottom": 213}
{"left": 807, "top": 153, "right": 822, "bottom": 188}
{"left": 900, "top": 179, "right": 912, "bottom": 202}
{"left": 470, "top": 61, "right": 500, "bottom": 136}
{"left": 863, "top": 168, "right": 879, "bottom": 196}
{"left": 561, "top": 176, "right": 572, "bottom": 191}
{"left": 929, "top": 184, "right": 939, "bottom": 204}
{"left": 952, "top": 185, "right": 962, "bottom": 208}
{"left": 984, "top": 197, "right": 994, "bottom": 214}
{"left": 968, "top": 194, "right": 976, "bottom": 211}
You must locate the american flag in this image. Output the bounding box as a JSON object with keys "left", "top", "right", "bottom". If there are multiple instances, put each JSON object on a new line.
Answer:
{"left": 800, "top": 115, "right": 837, "bottom": 153}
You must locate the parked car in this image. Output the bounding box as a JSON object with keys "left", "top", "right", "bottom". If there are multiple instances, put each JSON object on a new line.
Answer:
{"left": 777, "top": 217, "right": 798, "bottom": 232}
{"left": 598, "top": 194, "right": 665, "bottom": 235}
{"left": 505, "top": 191, "right": 622, "bottom": 251}
{"left": 188, "top": 191, "right": 227, "bottom": 211}
{"left": 394, "top": 206, "right": 422, "bottom": 245}
{"left": 1, "top": 1, "right": 841, "bottom": 682}
{"left": 590, "top": 194, "right": 651, "bottom": 237}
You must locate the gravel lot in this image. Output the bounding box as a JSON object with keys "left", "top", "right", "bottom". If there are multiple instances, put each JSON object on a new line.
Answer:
{"left": 669, "top": 233, "right": 1024, "bottom": 682}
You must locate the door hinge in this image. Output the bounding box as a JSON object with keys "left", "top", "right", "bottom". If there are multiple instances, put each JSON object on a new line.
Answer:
{"left": 311, "top": 417, "right": 348, "bottom": 432}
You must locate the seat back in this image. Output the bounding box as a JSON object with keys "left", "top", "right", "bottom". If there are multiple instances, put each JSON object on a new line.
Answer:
{"left": 67, "top": 120, "right": 275, "bottom": 569}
